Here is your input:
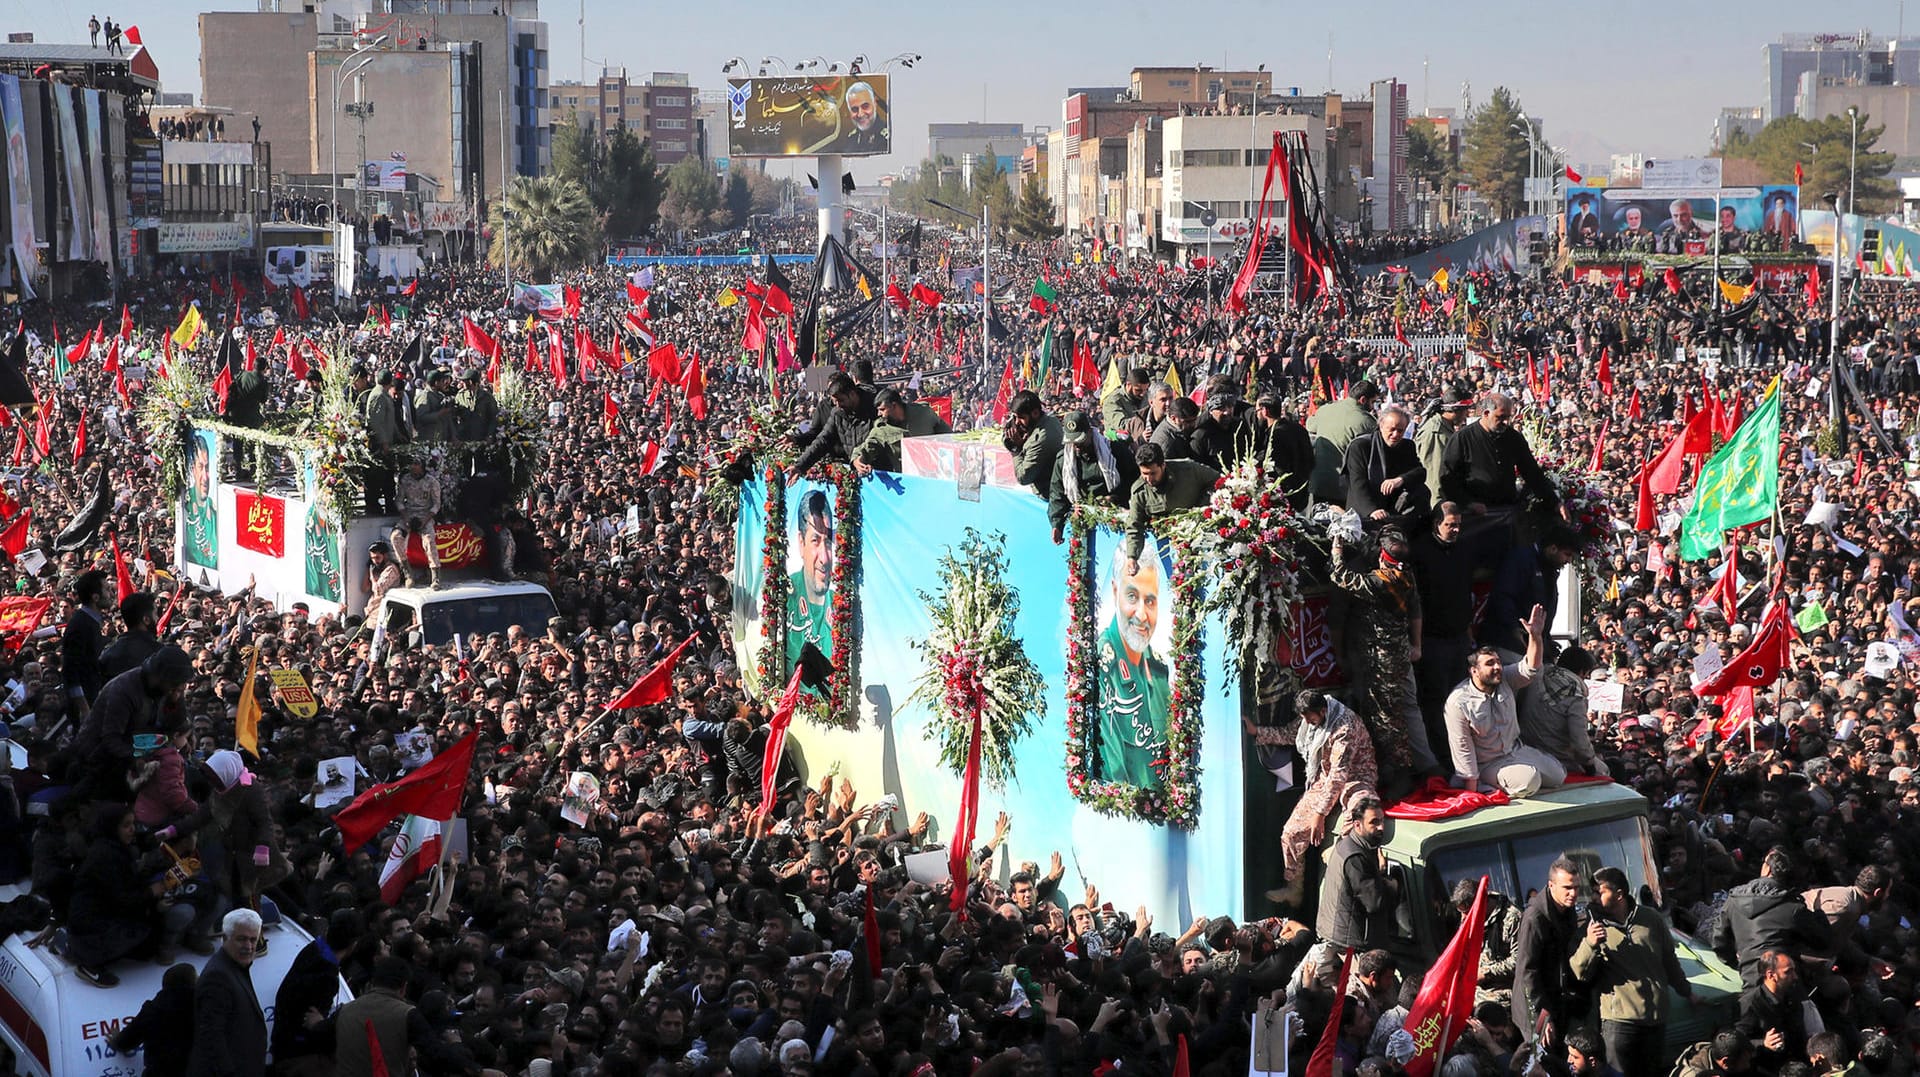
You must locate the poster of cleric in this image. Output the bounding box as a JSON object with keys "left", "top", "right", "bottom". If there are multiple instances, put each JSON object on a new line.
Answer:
{"left": 1564, "top": 184, "right": 1799, "bottom": 253}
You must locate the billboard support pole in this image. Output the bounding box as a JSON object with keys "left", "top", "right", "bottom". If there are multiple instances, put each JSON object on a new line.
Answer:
{"left": 817, "top": 153, "right": 844, "bottom": 291}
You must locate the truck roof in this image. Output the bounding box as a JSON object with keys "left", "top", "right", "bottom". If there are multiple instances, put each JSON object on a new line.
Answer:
{"left": 385, "top": 580, "right": 557, "bottom": 604}
{"left": 1386, "top": 781, "right": 1651, "bottom": 855}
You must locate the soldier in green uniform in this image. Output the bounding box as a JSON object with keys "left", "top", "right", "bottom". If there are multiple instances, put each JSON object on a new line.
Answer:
{"left": 784, "top": 488, "right": 834, "bottom": 677}
{"left": 1093, "top": 539, "right": 1172, "bottom": 788}
{"left": 183, "top": 434, "right": 218, "bottom": 568}
{"left": 1124, "top": 442, "right": 1220, "bottom": 573}
{"left": 854, "top": 388, "right": 952, "bottom": 474}
{"left": 1415, "top": 382, "right": 1474, "bottom": 496}
{"left": 1003, "top": 391, "right": 1063, "bottom": 496}
{"left": 1100, "top": 367, "right": 1151, "bottom": 435}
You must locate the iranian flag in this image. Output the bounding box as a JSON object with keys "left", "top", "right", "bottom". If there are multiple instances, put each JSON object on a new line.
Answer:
{"left": 377, "top": 813, "right": 443, "bottom": 903}
{"left": 1030, "top": 276, "right": 1058, "bottom": 313}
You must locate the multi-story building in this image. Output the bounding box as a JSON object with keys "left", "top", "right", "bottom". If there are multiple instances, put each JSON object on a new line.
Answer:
{"left": 1366, "top": 78, "right": 1409, "bottom": 233}
{"left": 549, "top": 69, "right": 700, "bottom": 164}
{"left": 1764, "top": 31, "right": 1920, "bottom": 122}
{"left": 1156, "top": 112, "right": 1323, "bottom": 260}
{"left": 1714, "top": 105, "right": 1766, "bottom": 150}
{"left": 201, "top": 0, "right": 551, "bottom": 203}
{"left": 1129, "top": 66, "right": 1272, "bottom": 107}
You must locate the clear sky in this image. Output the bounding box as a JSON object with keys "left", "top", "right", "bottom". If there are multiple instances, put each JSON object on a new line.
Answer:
{"left": 19, "top": 0, "right": 1919, "bottom": 175}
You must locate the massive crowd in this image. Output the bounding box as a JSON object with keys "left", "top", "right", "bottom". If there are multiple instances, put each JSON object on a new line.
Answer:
{"left": 0, "top": 205, "right": 1916, "bottom": 1077}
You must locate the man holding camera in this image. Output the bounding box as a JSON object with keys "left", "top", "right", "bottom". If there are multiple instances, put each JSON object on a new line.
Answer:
{"left": 1569, "top": 865, "right": 1693, "bottom": 1077}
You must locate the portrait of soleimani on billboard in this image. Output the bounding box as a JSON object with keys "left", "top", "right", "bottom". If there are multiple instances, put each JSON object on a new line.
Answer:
{"left": 729, "top": 75, "right": 891, "bottom": 157}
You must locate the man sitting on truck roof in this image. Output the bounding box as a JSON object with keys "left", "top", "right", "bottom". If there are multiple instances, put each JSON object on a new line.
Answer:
{"left": 1443, "top": 603, "right": 1563, "bottom": 798}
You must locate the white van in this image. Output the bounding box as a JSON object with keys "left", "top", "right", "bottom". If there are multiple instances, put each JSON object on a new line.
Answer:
{"left": 263, "top": 246, "right": 335, "bottom": 290}
{"left": 0, "top": 896, "right": 349, "bottom": 1077}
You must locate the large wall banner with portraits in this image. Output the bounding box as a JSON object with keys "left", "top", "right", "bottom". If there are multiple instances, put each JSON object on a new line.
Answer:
{"left": 1565, "top": 185, "right": 1800, "bottom": 253}
{"left": 740, "top": 470, "right": 1247, "bottom": 929}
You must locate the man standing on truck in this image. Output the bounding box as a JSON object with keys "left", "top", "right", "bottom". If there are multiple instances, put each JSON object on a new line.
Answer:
{"left": 413, "top": 368, "right": 456, "bottom": 444}
{"left": 364, "top": 372, "right": 405, "bottom": 513}
{"left": 392, "top": 458, "right": 444, "bottom": 589}
{"left": 455, "top": 368, "right": 499, "bottom": 443}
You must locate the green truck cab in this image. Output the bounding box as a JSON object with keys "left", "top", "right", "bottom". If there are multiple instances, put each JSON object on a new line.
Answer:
{"left": 1355, "top": 781, "right": 1740, "bottom": 1057}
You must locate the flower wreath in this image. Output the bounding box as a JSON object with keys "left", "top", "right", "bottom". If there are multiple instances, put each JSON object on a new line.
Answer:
{"left": 1063, "top": 505, "right": 1204, "bottom": 829}
{"left": 755, "top": 464, "right": 862, "bottom": 730}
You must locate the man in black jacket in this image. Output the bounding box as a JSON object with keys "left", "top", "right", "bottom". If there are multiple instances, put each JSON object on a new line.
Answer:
{"left": 112, "top": 962, "right": 198, "bottom": 1077}
{"left": 99, "top": 591, "right": 162, "bottom": 683}
{"left": 1315, "top": 797, "right": 1398, "bottom": 948}
{"left": 271, "top": 909, "right": 363, "bottom": 1076}
{"left": 787, "top": 372, "right": 878, "bottom": 476}
{"left": 61, "top": 569, "right": 110, "bottom": 721}
{"left": 1734, "top": 950, "right": 1806, "bottom": 1076}
{"left": 68, "top": 645, "right": 194, "bottom": 804}
{"left": 1512, "top": 855, "right": 1586, "bottom": 1052}
{"left": 1342, "top": 404, "right": 1429, "bottom": 525}
{"left": 187, "top": 908, "right": 268, "bottom": 1077}
{"left": 1712, "top": 847, "right": 1834, "bottom": 989}
{"left": 1252, "top": 394, "right": 1315, "bottom": 509}
{"left": 1440, "top": 392, "right": 1558, "bottom": 516}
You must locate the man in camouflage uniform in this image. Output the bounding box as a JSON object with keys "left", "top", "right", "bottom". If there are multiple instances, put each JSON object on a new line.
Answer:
{"left": 1124, "top": 442, "right": 1219, "bottom": 575}
{"left": 1094, "top": 538, "right": 1172, "bottom": 788}
{"left": 390, "top": 457, "right": 443, "bottom": 589}
{"left": 454, "top": 369, "right": 499, "bottom": 443}
{"left": 1327, "top": 528, "right": 1440, "bottom": 798}
{"left": 412, "top": 368, "right": 457, "bottom": 444}
{"left": 854, "top": 388, "right": 951, "bottom": 474}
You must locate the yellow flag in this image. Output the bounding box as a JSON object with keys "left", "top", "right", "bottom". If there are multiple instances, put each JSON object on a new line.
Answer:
{"left": 235, "top": 646, "right": 261, "bottom": 757}
{"left": 523, "top": 314, "right": 535, "bottom": 334}
{"left": 1431, "top": 268, "right": 1450, "bottom": 293}
{"left": 855, "top": 276, "right": 872, "bottom": 300}
{"left": 716, "top": 287, "right": 739, "bottom": 308}
{"left": 1100, "top": 358, "right": 1122, "bottom": 398}
{"left": 1717, "top": 279, "right": 1752, "bottom": 304}
{"left": 1021, "top": 352, "right": 1033, "bottom": 387}
{"left": 171, "top": 303, "right": 203, "bottom": 350}
{"left": 1165, "top": 362, "right": 1185, "bottom": 398}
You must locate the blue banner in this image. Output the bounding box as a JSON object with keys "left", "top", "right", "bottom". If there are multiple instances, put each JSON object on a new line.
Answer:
{"left": 605, "top": 253, "right": 813, "bottom": 267}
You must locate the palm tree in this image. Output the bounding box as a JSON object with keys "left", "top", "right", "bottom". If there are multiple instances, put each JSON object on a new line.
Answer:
{"left": 488, "top": 176, "right": 599, "bottom": 280}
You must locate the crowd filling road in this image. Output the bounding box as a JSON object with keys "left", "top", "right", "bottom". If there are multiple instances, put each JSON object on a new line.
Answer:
{"left": 3, "top": 214, "right": 1920, "bottom": 1077}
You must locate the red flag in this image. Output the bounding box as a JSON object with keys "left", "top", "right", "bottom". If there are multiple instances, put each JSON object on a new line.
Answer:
{"left": 1400, "top": 877, "right": 1488, "bottom": 1077}
{"left": 683, "top": 352, "right": 708, "bottom": 421}
{"left": 1646, "top": 427, "right": 1692, "bottom": 497}
{"left": 1305, "top": 947, "right": 1355, "bottom": 1077}
{"left": 30, "top": 408, "right": 48, "bottom": 459}
{"left": 71, "top": 410, "right": 85, "bottom": 463}
{"left": 1663, "top": 267, "right": 1684, "bottom": 296}
{"left": 1680, "top": 405, "right": 1716, "bottom": 458}
{"left": 757, "top": 668, "right": 807, "bottom": 819}
{"left": 923, "top": 396, "right": 953, "bottom": 426}
{"left": 1564, "top": 164, "right": 1583, "bottom": 185}
{"left": 947, "top": 709, "right": 985, "bottom": 915}
{"left": 524, "top": 332, "right": 541, "bottom": 373}
{"left": 1701, "top": 550, "right": 1742, "bottom": 623}
{"left": 65, "top": 324, "right": 94, "bottom": 370}
{"left": 291, "top": 286, "right": 311, "bottom": 321}
{"left": 365, "top": 1018, "right": 391, "bottom": 1077}
{"left": 626, "top": 281, "right": 649, "bottom": 307}
{"left": 260, "top": 273, "right": 279, "bottom": 297}
{"left": 1794, "top": 160, "right": 1805, "bottom": 186}
{"left": 1715, "top": 685, "right": 1757, "bottom": 741}
{"left": 909, "top": 282, "right": 943, "bottom": 309}
{"left": 244, "top": 334, "right": 258, "bottom": 373}
{"left": 863, "top": 886, "right": 884, "bottom": 977}
{"left": 602, "top": 391, "right": 619, "bottom": 436}
{"left": 1595, "top": 347, "right": 1613, "bottom": 395}
{"left": 1394, "top": 315, "right": 1410, "bottom": 349}
{"left": 0, "top": 509, "right": 27, "bottom": 557}
{"left": 484, "top": 340, "right": 502, "bottom": 386}
{"left": 1628, "top": 386, "right": 1643, "bottom": 420}
{"left": 332, "top": 732, "right": 478, "bottom": 850}
{"left": 400, "top": 278, "right": 419, "bottom": 298}
{"left": 988, "top": 358, "right": 1015, "bottom": 424}
{"left": 548, "top": 329, "right": 566, "bottom": 389}
{"left": 885, "top": 280, "right": 909, "bottom": 309}
{"left": 1588, "top": 419, "right": 1608, "bottom": 473}
{"left": 118, "top": 305, "right": 132, "bottom": 343}
{"left": 562, "top": 284, "right": 583, "bottom": 320}
{"left": 113, "top": 365, "right": 130, "bottom": 408}
{"left": 212, "top": 364, "right": 234, "bottom": 415}
{"left": 636, "top": 440, "right": 662, "bottom": 476}
{"left": 647, "top": 343, "right": 682, "bottom": 385}
{"left": 607, "top": 636, "right": 694, "bottom": 710}
{"left": 1612, "top": 277, "right": 1629, "bottom": 302}
{"left": 8, "top": 426, "right": 22, "bottom": 469}
{"left": 1695, "top": 600, "right": 1794, "bottom": 697}
{"left": 1634, "top": 460, "right": 1658, "bottom": 532}
{"left": 102, "top": 336, "right": 120, "bottom": 375}
{"left": 1172, "top": 1035, "right": 1190, "bottom": 1077}
{"left": 286, "top": 336, "right": 311, "bottom": 381}
{"left": 741, "top": 296, "right": 768, "bottom": 353}
{"left": 124, "top": 25, "right": 143, "bottom": 46}
{"left": 461, "top": 318, "right": 495, "bottom": 356}
{"left": 377, "top": 305, "right": 391, "bottom": 333}
{"left": 110, "top": 532, "right": 134, "bottom": 604}
{"left": 1805, "top": 268, "right": 1821, "bottom": 310}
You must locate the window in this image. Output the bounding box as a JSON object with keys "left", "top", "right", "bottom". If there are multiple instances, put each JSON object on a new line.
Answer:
{"left": 1181, "top": 149, "right": 1240, "bottom": 167}
{"left": 658, "top": 139, "right": 687, "bottom": 152}
{"left": 653, "top": 94, "right": 686, "bottom": 108}
{"left": 1167, "top": 78, "right": 1190, "bottom": 88}
{"left": 653, "top": 118, "right": 686, "bottom": 130}
{"left": 1248, "top": 148, "right": 1272, "bottom": 166}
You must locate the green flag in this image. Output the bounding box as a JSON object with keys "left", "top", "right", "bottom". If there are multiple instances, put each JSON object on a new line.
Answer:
{"left": 1036, "top": 320, "right": 1054, "bottom": 382}
{"left": 1680, "top": 378, "right": 1781, "bottom": 560}
{"left": 1030, "top": 276, "right": 1058, "bottom": 312}
{"left": 1795, "top": 601, "right": 1830, "bottom": 632}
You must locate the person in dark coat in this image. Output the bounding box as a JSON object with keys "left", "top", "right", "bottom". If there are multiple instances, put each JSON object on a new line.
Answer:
{"left": 1733, "top": 950, "right": 1806, "bottom": 1077}
{"left": 112, "top": 962, "right": 199, "bottom": 1077}
{"left": 69, "top": 645, "right": 195, "bottom": 804}
{"left": 67, "top": 802, "right": 188, "bottom": 986}
{"left": 1190, "top": 387, "right": 1253, "bottom": 471}
{"left": 1253, "top": 393, "right": 1315, "bottom": 509}
{"left": 1711, "top": 847, "right": 1834, "bottom": 989}
{"left": 100, "top": 591, "right": 164, "bottom": 683}
{"left": 1341, "top": 404, "right": 1429, "bottom": 525}
{"left": 186, "top": 907, "right": 269, "bottom": 1077}
{"left": 788, "top": 372, "right": 878, "bottom": 474}
{"left": 1512, "top": 856, "right": 1587, "bottom": 1053}
{"left": 271, "top": 909, "right": 361, "bottom": 1076}
{"left": 61, "top": 569, "right": 111, "bottom": 715}
{"left": 1314, "top": 797, "right": 1398, "bottom": 947}
{"left": 158, "top": 751, "right": 284, "bottom": 934}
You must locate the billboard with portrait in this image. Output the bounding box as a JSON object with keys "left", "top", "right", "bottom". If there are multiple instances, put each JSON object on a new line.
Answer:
{"left": 1565, "top": 185, "right": 1801, "bottom": 253}
{"left": 1086, "top": 532, "right": 1178, "bottom": 790}
{"left": 182, "top": 429, "right": 219, "bottom": 569}
{"left": 726, "top": 75, "right": 891, "bottom": 158}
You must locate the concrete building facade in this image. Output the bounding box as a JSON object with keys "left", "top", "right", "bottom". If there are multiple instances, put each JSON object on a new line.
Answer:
{"left": 1157, "top": 112, "right": 1323, "bottom": 257}
{"left": 550, "top": 70, "right": 701, "bottom": 164}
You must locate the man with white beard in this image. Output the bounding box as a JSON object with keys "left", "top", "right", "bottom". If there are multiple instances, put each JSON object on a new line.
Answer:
{"left": 1093, "top": 538, "right": 1172, "bottom": 788}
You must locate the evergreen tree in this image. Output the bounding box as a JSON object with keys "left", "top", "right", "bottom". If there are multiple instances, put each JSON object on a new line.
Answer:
{"left": 1462, "top": 87, "right": 1530, "bottom": 220}
{"left": 1009, "top": 175, "right": 1063, "bottom": 241}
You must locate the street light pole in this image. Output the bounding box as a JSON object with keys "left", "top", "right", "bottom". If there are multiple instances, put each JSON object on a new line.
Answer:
{"left": 330, "top": 36, "right": 388, "bottom": 223}
{"left": 1827, "top": 191, "right": 1847, "bottom": 455}
{"left": 1849, "top": 106, "right": 1860, "bottom": 216}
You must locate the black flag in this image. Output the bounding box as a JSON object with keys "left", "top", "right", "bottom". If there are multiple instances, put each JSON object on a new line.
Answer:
{"left": 0, "top": 330, "right": 33, "bottom": 409}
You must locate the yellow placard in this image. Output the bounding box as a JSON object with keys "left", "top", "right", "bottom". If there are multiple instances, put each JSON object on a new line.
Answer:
{"left": 269, "top": 667, "right": 319, "bottom": 719}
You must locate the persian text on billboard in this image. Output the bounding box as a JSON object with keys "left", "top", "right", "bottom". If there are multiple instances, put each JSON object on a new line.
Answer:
{"left": 726, "top": 75, "right": 891, "bottom": 158}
